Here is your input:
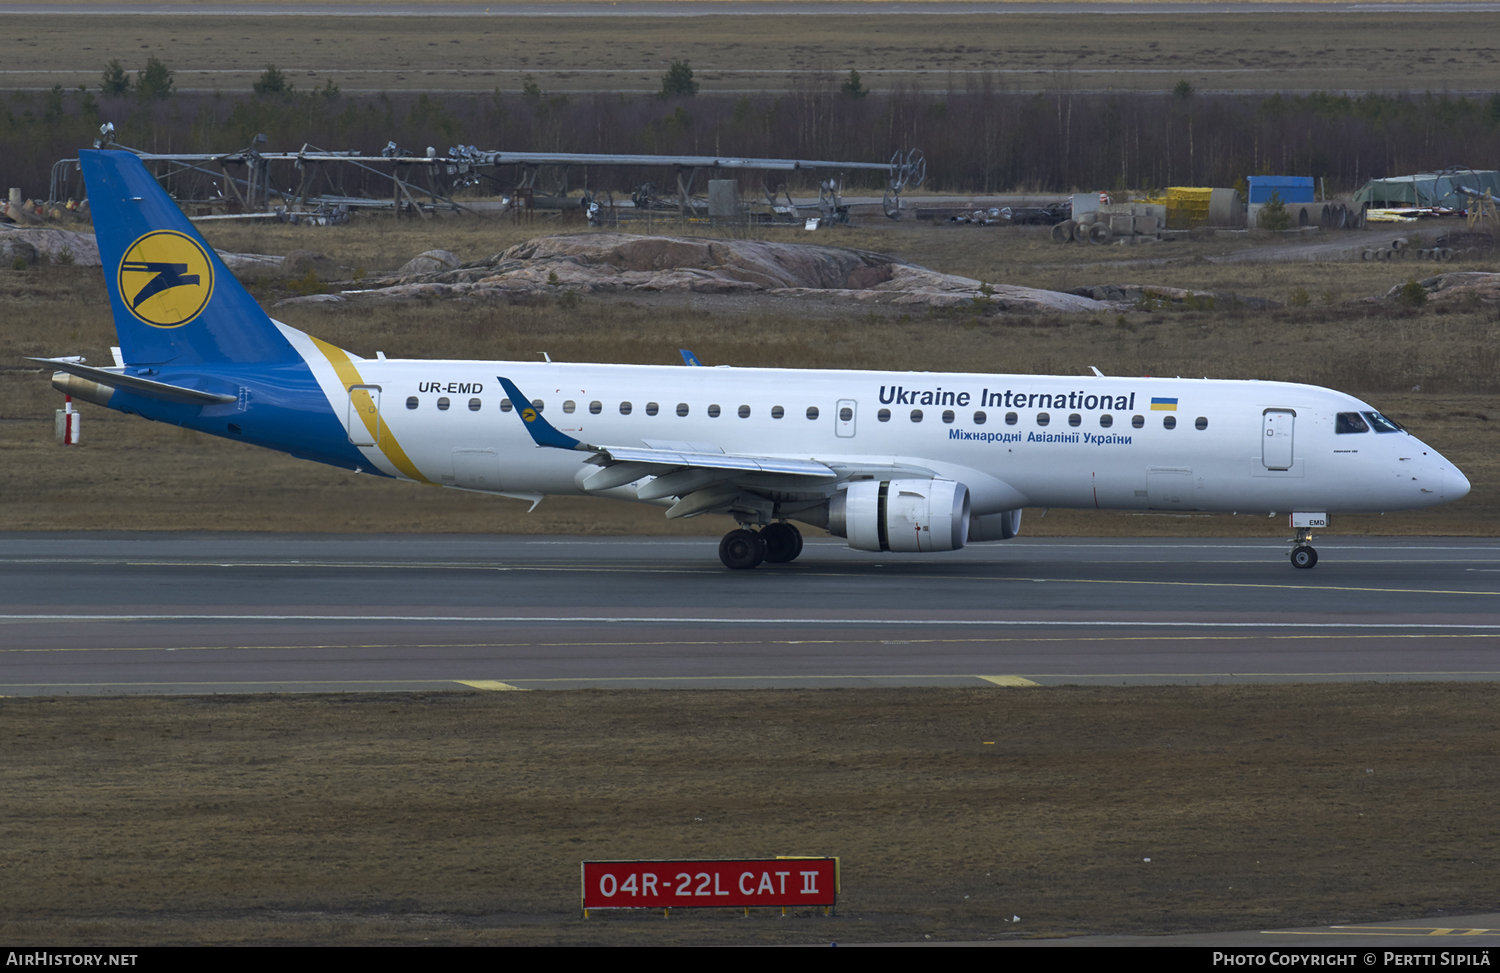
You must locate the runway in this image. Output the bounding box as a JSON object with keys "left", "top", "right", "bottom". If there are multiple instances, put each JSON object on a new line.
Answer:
{"left": 2, "top": 532, "right": 1499, "bottom": 696}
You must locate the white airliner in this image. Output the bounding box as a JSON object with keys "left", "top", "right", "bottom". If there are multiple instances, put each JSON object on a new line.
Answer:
{"left": 39, "top": 151, "right": 1471, "bottom": 570}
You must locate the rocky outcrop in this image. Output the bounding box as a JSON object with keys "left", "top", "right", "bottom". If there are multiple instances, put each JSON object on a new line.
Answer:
{"left": 0, "top": 226, "right": 99, "bottom": 265}
{"left": 1068, "top": 283, "right": 1280, "bottom": 309}
{"left": 396, "top": 249, "right": 462, "bottom": 276}
{"left": 1389, "top": 272, "right": 1500, "bottom": 304}
{"left": 336, "top": 233, "right": 1117, "bottom": 314}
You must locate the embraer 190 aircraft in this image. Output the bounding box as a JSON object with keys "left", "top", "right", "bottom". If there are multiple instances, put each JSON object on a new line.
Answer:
{"left": 38, "top": 151, "right": 1471, "bottom": 570}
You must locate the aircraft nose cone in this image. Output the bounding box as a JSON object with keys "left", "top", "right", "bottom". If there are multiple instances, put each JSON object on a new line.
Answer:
{"left": 1446, "top": 467, "right": 1472, "bottom": 501}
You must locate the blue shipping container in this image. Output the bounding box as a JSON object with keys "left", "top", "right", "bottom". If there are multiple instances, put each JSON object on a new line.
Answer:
{"left": 1247, "top": 176, "right": 1314, "bottom": 204}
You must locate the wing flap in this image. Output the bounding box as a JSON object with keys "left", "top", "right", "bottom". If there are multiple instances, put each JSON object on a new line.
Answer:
{"left": 598, "top": 445, "right": 835, "bottom": 479}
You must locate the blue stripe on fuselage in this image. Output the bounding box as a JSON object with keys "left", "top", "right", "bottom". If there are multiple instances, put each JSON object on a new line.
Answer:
{"left": 103, "top": 360, "right": 383, "bottom": 474}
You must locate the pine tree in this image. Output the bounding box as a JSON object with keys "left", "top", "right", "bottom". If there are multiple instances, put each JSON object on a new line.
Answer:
{"left": 659, "top": 60, "right": 698, "bottom": 98}
{"left": 136, "top": 56, "right": 174, "bottom": 100}
{"left": 100, "top": 59, "right": 131, "bottom": 97}
{"left": 1260, "top": 190, "right": 1291, "bottom": 231}
{"left": 253, "top": 64, "right": 293, "bottom": 97}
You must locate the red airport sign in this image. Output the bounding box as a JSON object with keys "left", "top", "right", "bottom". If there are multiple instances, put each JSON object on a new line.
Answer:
{"left": 581, "top": 858, "right": 838, "bottom": 913}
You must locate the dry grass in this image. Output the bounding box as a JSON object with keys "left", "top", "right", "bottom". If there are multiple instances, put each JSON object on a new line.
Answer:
{"left": 10, "top": 9, "right": 1500, "bottom": 94}
{"left": 206, "top": 217, "right": 549, "bottom": 278}
{"left": 1, "top": 685, "right": 1497, "bottom": 945}
{"left": 4, "top": 222, "right": 1499, "bottom": 536}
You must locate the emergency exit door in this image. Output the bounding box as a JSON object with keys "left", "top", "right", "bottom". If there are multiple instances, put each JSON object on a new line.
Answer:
{"left": 347, "top": 385, "right": 381, "bottom": 446}
{"left": 836, "top": 399, "right": 857, "bottom": 438}
{"left": 1262, "top": 409, "right": 1295, "bottom": 470}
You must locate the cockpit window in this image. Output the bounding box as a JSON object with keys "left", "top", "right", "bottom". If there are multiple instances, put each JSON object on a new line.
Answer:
{"left": 1336, "top": 412, "right": 1370, "bottom": 434}
{"left": 1364, "top": 411, "right": 1403, "bottom": 433}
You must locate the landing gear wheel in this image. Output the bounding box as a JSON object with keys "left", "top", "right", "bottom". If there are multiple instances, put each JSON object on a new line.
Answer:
{"left": 719, "top": 529, "right": 766, "bottom": 570}
{"left": 761, "top": 522, "right": 804, "bottom": 563}
{"left": 1290, "top": 545, "right": 1318, "bottom": 569}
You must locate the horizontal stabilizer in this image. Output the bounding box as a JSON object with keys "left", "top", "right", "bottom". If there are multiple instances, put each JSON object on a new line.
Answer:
{"left": 33, "top": 357, "right": 237, "bottom": 405}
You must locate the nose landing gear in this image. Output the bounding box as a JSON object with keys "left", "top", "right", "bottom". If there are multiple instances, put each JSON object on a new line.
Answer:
{"left": 718, "top": 522, "right": 803, "bottom": 570}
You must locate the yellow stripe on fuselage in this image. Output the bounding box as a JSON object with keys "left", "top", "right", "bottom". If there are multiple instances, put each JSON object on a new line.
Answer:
{"left": 309, "top": 335, "right": 433, "bottom": 484}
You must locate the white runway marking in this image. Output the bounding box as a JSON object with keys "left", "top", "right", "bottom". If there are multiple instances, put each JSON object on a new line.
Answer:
{"left": 4, "top": 614, "right": 1500, "bottom": 629}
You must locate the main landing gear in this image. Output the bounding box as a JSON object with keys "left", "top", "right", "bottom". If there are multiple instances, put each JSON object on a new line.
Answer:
{"left": 718, "top": 522, "right": 804, "bottom": 570}
{"left": 1290, "top": 526, "right": 1319, "bottom": 570}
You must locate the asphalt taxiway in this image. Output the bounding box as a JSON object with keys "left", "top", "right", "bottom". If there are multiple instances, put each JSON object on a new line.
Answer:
{"left": 3, "top": 532, "right": 1498, "bottom": 696}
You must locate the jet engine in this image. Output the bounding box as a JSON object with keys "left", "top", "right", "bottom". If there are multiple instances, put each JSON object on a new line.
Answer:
{"left": 828, "top": 478, "right": 970, "bottom": 552}
{"left": 969, "top": 508, "right": 1023, "bottom": 541}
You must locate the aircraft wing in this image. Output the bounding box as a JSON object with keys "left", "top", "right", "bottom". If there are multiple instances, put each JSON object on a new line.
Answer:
{"left": 594, "top": 445, "right": 834, "bottom": 478}
{"left": 498, "top": 375, "right": 878, "bottom": 519}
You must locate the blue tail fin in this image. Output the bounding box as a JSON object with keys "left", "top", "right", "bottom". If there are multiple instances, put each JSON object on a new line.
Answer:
{"left": 80, "top": 149, "right": 299, "bottom": 366}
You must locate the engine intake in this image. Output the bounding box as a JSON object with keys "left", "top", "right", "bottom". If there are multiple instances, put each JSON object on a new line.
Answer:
{"left": 828, "top": 478, "right": 971, "bottom": 552}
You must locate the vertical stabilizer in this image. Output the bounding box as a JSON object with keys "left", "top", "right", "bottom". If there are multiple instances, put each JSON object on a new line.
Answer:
{"left": 80, "top": 149, "right": 299, "bottom": 366}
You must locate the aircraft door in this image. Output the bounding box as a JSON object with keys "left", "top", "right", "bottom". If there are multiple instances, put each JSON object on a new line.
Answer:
{"left": 836, "top": 399, "right": 857, "bottom": 438}
{"left": 1262, "top": 409, "right": 1295, "bottom": 470}
{"left": 347, "top": 385, "right": 381, "bottom": 447}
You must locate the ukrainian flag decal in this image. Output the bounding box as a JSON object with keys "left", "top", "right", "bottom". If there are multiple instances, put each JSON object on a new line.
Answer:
{"left": 118, "top": 230, "right": 215, "bottom": 328}
{"left": 1150, "top": 397, "right": 1179, "bottom": 411}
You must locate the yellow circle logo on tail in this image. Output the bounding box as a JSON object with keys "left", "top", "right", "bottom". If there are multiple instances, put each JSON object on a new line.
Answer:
{"left": 118, "top": 230, "right": 215, "bottom": 328}
{"left": 521, "top": 408, "right": 538, "bottom": 423}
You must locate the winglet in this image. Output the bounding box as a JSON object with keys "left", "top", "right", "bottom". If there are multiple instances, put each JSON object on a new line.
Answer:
{"left": 680, "top": 349, "right": 703, "bottom": 367}
{"left": 497, "top": 376, "right": 585, "bottom": 450}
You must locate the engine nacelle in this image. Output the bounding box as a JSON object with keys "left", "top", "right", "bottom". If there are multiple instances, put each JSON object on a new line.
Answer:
{"left": 969, "top": 508, "right": 1023, "bottom": 542}
{"left": 828, "top": 478, "right": 971, "bottom": 553}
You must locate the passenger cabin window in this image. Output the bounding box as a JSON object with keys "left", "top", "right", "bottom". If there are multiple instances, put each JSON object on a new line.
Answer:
{"left": 468, "top": 397, "right": 481, "bottom": 412}
{"left": 1195, "top": 416, "right": 1208, "bottom": 430}
{"left": 1068, "top": 413, "right": 1081, "bottom": 427}
{"left": 1131, "top": 414, "right": 1144, "bottom": 428}
{"left": 406, "top": 396, "right": 418, "bottom": 410}
{"left": 1005, "top": 412, "right": 1018, "bottom": 425}
{"left": 501, "top": 398, "right": 513, "bottom": 412}
{"left": 676, "top": 402, "right": 690, "bottom": 417}
{"left": 620, "top": 401, "right": 632, "bottom": 415}
{"left": 645, "top": 402, "right": 659, "bottom": 416}
{"left": 1163, "top": 415, "right": 1176, "bottom": 429}
{"left": 1036, "top": 412, "right": 1050, "bottom": 426}
{"left": 531, "top": 399, "right": 544, "bottom": 413}
{"left": 1337, "top": 412, "right": 1370, "bottom": 433}
{"left": 942, "top": 409, "right": 955, "bottom": 424}
{"left": 1099, "top": 414, "right": 1113, "bottom": 428}
{"left": 878, "top": 408, "right": 891, "bottom": 422}
{"left": 1365, "top": 411, "right": 1402, "bottom": 433}
{"left": 563, "top": 400, "right": 576, "bottom": 414}
{"left": 771, "top": 406, "right": 784, "bottom": 419}
{"left": 589, "top": 400, "right": 602, "bottom": 414}
{"left": 437, "top": 397, "right": 450, "bottom": 411}
{"left": 807, "top": 406, "right": 820, "bottom": 420}
{"left": 708, "top": 404, "right": 721, "bottom": 418}
{"left": 910, "top": 409, "right": 923, "bottom": 422}
{"left": 738, "top": 405, "right": 751, "bottom": 418}
{"left": 974, "top": 411, "right": 987, "bottom": 425}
